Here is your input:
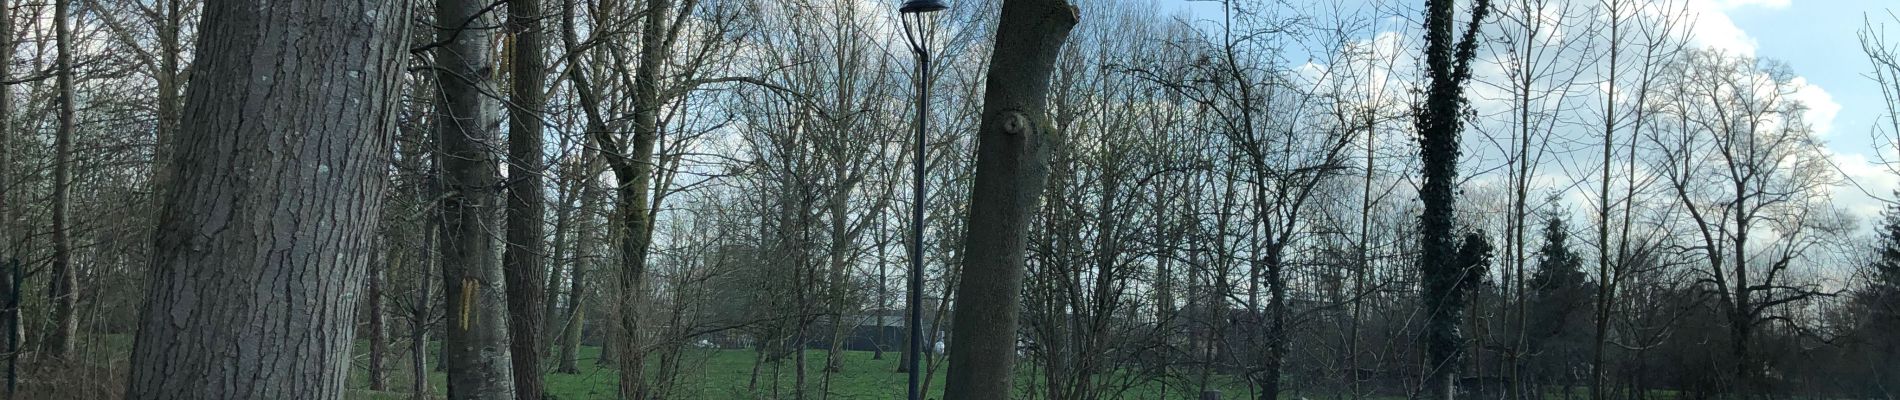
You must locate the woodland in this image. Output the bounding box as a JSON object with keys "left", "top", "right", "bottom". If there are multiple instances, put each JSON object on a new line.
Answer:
{"left": 0, "top": 0, "right": 1898, "bottom": 399}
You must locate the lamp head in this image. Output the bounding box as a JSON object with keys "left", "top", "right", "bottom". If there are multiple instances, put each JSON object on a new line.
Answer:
{"left": 899, "top": 0, "right": 947, "bottom": 14}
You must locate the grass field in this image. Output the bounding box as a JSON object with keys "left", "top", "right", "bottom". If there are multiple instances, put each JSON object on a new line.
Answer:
{"left": 346, "top": 345, "right": 950, "bottom": 400}
{"left": 344, "top": 344, "right": 1261, "bottom": 399}
{"left": 42, "top": 335, "right": 1643, "bottom": 400}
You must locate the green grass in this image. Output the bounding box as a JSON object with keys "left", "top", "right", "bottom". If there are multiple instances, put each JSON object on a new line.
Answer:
{"left": 344, "top": 344, "right": 1264, "bottom": 399}
{"left": 66, "top": 334, "right": 1647, "bottom": 400}
{"left": 346, "top": 345, "right": 962, "bottom": 400}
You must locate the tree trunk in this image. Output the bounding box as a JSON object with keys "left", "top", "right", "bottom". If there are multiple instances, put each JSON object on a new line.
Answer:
{"left": 413, "top": 228, "right": 436, "bottom": 398}
{"left": 0, "top": 0, "right": 15, "bottom": 382}
{"left": 605, "top": 0, "right": 673, "bottom": 396}
{"left": 1416, "top": 1, "right": 1492, "bottom": 399}
{"left": 434, "top": 0, "right": 517, "bottom": 397}
{"left": 556, "top": 288, "right": 585, "bottom": 374}
{"left": 122, "top": 0, "right": 411, "bottom": 396}
{"left": 47, "top": 0, "right": 77, "bottom": 360}
{"left": 503, "top": 0, "right": 550, "bottom": 396}
{"left": 557, "top": 165, "right": 600, "bottom": 375}
{"left": 940, "top": 1, "right": 1077, "bottom": 398}
{"left": 402, "top": 82, "right": 440, "bottom": 399}
{"left": 147, "top": 0, "right": 185, "bottom": 206}
{"left": 541, "top": 179, "right": 574, "bottom": 348}
{"left": 1351, "top": 108, "right": 1376, "bottom": 400}
{"left": 1592, "top": 8, "right": 1621, "bottom": 399}
{"left": 369, "top": 254, "right": 391, "bottom": 391}
{"left": 0, "top": 0, "right": 9, "bottom": 260}
{"left": 825, "top": 186, "right": 853, "bottom": 374}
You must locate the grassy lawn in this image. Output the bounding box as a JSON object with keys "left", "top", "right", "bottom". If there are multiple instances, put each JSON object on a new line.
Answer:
{"left": 346, "top": 345, "right": 960, "bottom": 400}
{"left": 344, "top": 344, "right": 1263, "bottom": 399}
{"left": 57, "top": 335, "right": 1653, "bottom": 400}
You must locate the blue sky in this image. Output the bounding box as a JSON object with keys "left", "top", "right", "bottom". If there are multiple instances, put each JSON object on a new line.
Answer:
{"left": 1143, "top": 0, "right": 1900, "bottom": 225}
{"left": 1716, "top": 0, "right": 1897, "bottom": 220}
{"left": 1738, "top": 1, "right": 1880, "bottom": 134}
{"left": 1731, "top": 0, "right": 1884, "bottom": 146}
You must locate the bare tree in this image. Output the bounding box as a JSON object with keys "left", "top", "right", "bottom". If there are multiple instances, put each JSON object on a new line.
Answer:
{"left": 1648, "top": 49, "right": 1842, "bottom": 397}
{"left": 940, "top": 0, "right": 1077, "bottom": 398}
{"left": 432, "top": 0, "right": 517, "bottom": 397}
{"left": 45, "top": 0, "right": 76, "bottom": 360}
{"left": 503, "top": 0, "right": 551, "bottom": 396}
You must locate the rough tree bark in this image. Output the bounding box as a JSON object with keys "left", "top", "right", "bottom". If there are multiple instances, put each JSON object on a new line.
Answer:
{"left": 1414, "top": 0, "right": 1491, "bottom": 399}
{"left": 503, "top": 0, "right": 550, "bottom": 396}
{"left": 939, "top": 0, "right": 1077, "bottom": 398}
{"left": 121, "top": 0, "right": 411, "bottom": 396}
{"left": 434, "top": 0, "right": 518, "bottom": 397}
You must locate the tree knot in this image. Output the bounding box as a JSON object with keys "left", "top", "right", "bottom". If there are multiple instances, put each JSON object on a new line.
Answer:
{"left": 1001, "top": 110, "right": 1034, "bottom": 136}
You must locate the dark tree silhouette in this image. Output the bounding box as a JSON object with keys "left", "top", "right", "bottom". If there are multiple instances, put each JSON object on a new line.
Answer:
{"left": 1414, "top": 0, "right": 1493, "bottom": 398}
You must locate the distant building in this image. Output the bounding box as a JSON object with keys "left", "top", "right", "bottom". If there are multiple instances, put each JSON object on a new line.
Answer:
{"left": 806, "top": 308, "right": 945, "bottom": 352}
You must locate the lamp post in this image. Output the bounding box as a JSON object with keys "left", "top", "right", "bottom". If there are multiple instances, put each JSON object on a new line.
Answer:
{"left": 899, "top": 2, "right": 944, "bottom": 400}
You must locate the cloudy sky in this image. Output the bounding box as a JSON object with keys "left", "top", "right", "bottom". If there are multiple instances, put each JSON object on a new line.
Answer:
{"left": 1727, "top": 0, "right": 1900, "bottom": 220}
{"left": 1145, "top": 0, "right": 1900, "bottom": 231}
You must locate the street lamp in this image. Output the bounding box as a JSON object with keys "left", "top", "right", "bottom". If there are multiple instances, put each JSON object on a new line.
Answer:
{"left": 899, "top": 2, "right": 944, "bottom": 400}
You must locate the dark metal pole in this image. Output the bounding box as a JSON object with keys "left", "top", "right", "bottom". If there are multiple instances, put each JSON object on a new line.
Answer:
{"left": 906, "top": 48, "right": 929, "bottom": 400}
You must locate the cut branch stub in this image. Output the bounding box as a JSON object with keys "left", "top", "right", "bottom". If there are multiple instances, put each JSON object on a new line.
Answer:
{"left": 1002, "top": 111, "right": 1032, "bottom": 135}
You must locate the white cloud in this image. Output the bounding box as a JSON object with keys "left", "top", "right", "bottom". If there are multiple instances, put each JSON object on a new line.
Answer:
{"left": 1791, "top": 77, "right": 1841, "bottom": 137}
{"left": 1677, "top": 0, "right": 1760, "bottom": 56}
{"left": 1710, "top": 0, "right": 1792, "bottom": 10}
{"left": 1825, "top": 150, "right": 1899, "bottom": 226}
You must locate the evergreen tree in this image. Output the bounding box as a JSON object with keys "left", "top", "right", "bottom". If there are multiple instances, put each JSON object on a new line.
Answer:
{"left": 1863, "top": 200, "right": 1900, "bottom": 320}
{"left": 1849, "top": 197, "right": 1900, "bottom": 395}
{"left": 1525, "top": 215, "right": 1595, "bottom": 388}
{"left": 1530, "top": 215, "right": 1590, "bottom": 339}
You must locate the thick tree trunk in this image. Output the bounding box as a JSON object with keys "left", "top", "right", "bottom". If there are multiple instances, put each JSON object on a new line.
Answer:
{"left": 939, "top": 1, "right": 1077, "bottom": 398}
{"left": 503, "top": 0, "right": 550, "bottom": 396}
{"left": 1415, "top": 1, "right": 1491, "bottom": 399}
{"left": 121, "top": 0, "right": 411, "bottom": 396}
{"left": 434, "top": 0, "right": 517, "bottom": 398}
{"left": 47, "top": 0, "right": 77, "bottom": 360}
